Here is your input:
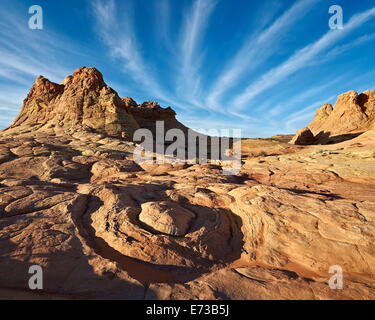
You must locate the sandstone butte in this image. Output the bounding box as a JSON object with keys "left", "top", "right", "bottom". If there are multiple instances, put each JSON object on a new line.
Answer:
{"left": 290, "top": 90, "right": 375, "bottom": 145}
{"left": 0, "top": 67, "right": 374, "bottom": 300}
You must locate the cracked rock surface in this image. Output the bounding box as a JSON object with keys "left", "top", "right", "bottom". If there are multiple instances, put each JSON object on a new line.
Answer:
{"left": 0, "top": 68, "right": 374, "bottom": 300}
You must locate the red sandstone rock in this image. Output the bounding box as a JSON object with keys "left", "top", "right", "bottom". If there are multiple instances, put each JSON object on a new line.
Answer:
{"left": 0, "top": 68, "right": 374, "bottom": 300}
{"left": 291, "top": 90, "right": 375, "bottom": 145}
{"left": 289, "top": 127, "right": 316, "bottom": 145}
{"left": 8, "top": 67, "right": 140, "bottom": 139}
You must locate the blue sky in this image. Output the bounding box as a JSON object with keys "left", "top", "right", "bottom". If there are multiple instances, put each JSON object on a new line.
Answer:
{"left": 0, "top": 0, "right": 375, "bottom": 137}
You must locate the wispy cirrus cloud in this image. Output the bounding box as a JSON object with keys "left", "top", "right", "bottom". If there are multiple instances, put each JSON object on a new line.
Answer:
{"left": 92, "top": 0, "right": 150, "bottom": 82}
{"left": 1, "top": 0, "right": 374, "bottom": 137}
{"left": 231, "top": 6, "right": 375, "bottom": 111}
{"left": 92, "top": 0, "right": 167, "bottom": 100}
{"left": 177, "top": 0, "right": 217, "bottom": 103}
{"left": 267, "top": 74, "right": 348, "bottom": 116}
{"left": 284, "top": 95, "right": 336, "bottom": 132}
{"left": 0, "top": 3, "right": 87, "bottom": 85}
{"left": 157, "top": 0, "right": 172, "bottom": 45}
{"left": 325, "top": 32, "right": 375, "bottom": 58}
{"left": 92, "top": 0, "right": 201, "bottom": 112}
{"left": 0, "top": 3, "right": 86, "bottom": 128}
{"left": 0, "top": 37, "right": 70, "bottom": 84}
{"left": 205, "top": 0, "right": 320, "bottom": 110}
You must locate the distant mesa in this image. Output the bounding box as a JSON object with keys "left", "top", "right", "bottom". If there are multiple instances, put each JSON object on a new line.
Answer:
{"left": 290, "top": 90, "right": 375, "bottom": 145}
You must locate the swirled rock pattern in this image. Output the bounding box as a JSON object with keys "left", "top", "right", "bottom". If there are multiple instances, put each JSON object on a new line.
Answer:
{"left": 139, "top": 202, "right": 196, "bottom": 236}
{"left": 0, "top": 68, "right": 374, "bottom": 300}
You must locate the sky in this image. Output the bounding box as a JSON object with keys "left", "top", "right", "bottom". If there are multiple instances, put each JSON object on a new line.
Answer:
{"left": 0, "top": 0, "right": 374, "bottom": 137}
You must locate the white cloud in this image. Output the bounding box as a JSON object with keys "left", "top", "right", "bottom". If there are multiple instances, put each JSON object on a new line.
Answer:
{"left": 205, "top": 0, "right": 319, "bottom": 110}
{"left": 158, "top": 0, "right": 172, "bottom": 45}
{"left": 180, "top": 0, "right": 216, "bottom": 68}
{"left": 284, "top": 95, "right": 336, "bottom": 131}
{"left": 267, "top": 75, "right": 347, "bottom": 116}
{"left": 325, "top": 32, "right": 375, "bottom": 58}
{"left": 231, "top": 6, "right": 375, "bottom": 110}
{"left": 0, "top": 4, "right": 85, "bottom": 85}
{"left": 177, "top": 0, "right": 217, "bottom": 102}
{"left": 92, "top": 0, "right": 201, "bottom": 110}
{"left": 93, "top": 0, "right": 149, "bottom": 80}
{"left": 0, "top": 3, "right": 90, "bottom": 128}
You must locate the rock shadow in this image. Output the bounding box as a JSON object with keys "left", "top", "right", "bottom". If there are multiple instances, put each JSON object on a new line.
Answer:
{"left": 74, "top": 184, "right": 244, "bottom": 286}
{"left": 0, "top": 232, "right": 144, "bottom": 300}
{"left": 314, "top": 131, "right": 364, "bottom": 145}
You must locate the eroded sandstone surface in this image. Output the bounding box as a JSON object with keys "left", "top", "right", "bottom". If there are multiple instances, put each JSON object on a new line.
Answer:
{"left": 0, "top": 68, "right": 374, "bottom": 300}
{"left": 291, "top": 90, "right": 375, "bottom": 145}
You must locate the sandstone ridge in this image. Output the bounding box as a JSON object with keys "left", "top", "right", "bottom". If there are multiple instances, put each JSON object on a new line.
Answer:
{"left": 291, "top": 90, "right": 375, "bottom": 145}
{"left": 0, "top": 68, "right": 374, "bottom": 300}
{"left": 6, "top": 67, "right": 188, "bottom": 140}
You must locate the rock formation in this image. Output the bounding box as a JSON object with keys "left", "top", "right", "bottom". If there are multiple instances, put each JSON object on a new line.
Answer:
{"left": 291, "top": 90, "right": 375, "bottom": 145}
{"left": 0, "top": 67, "right": 374, "bottom": 300}
{"left": 308, "top": 103, "right": 333, "bottom": 134}
{"left": 289, "top": 127, "right": 316, "bottom": 145}
{"left": 124, "top": 99, "right": 189, "bottom": 136}
{"left": 8, "top": 68, "right": 140, "bottom": 139}
{"left": 139, "top": 201, "right": 196, "bottom": 237}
